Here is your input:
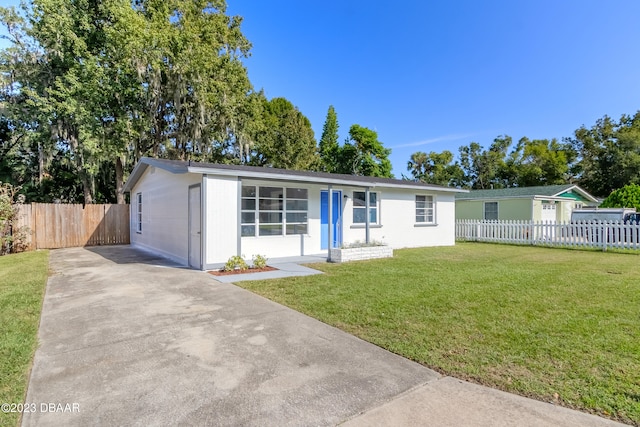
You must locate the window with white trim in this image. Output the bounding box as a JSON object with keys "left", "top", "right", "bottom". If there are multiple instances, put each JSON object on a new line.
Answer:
{"left": 136, "top": 192, "right": 142, "bottom": 233}
{"left": 484, "top": 201, "right": 498, "bottom": 220}
{"left": 258, "top": 186, "right": 283, "bottom": 236}
{"left": 241, "top": 186, "right": 257, "bottom": 237}
{"left": 241, "top": 185, "right": 308, "bottom": 237}
{"left": 285, "top": 188, "right": 308, "bottom": 235}
{"left": 353, "top": 191, "right": 378, "bottom": 224}
{"left": 415, "top": 195, "right": 434, "bottom": 223}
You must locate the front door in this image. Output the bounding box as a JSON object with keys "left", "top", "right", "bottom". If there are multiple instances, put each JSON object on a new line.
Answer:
{"left": 188, "top": 184, "right": 202, "bottom": 269}
{"left": 321, "top": 190, "right": 342, "bottom": 249}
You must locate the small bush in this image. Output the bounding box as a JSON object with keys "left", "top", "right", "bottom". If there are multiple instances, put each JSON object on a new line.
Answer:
{"left": 252, "top": 254, "right": 268, "bottom": 269}
{"left": 0, "top": 182, "right": 29, "bottom": 255}
{"left": 224, "top": 255, "right": 248, "bottom": 272}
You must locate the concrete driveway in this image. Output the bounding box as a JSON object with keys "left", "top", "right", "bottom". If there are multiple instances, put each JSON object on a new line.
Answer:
{"left": 22, "top": 246, "right": 626, "bottom": 426}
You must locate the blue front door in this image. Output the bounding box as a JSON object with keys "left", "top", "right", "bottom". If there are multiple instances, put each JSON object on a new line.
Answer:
{"left": 321, "top": 190, "right": 342, "bottom": 249}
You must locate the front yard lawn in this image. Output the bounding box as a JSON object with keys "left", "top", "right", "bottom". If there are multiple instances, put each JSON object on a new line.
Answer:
{"left": 0, "top": 251, "right": 49, "bottom": 427}
{"left": 238, "top": 243, "right": 640, "bottom": 425}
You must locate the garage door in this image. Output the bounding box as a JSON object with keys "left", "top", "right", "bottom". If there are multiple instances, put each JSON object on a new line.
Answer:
{"left": 541, "top": 203, "right": 556, "bottom": 223}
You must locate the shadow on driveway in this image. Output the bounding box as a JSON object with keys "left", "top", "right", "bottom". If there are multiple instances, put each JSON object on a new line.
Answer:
{"left": 85, "top": 245, "right": 190, "bottom": 268}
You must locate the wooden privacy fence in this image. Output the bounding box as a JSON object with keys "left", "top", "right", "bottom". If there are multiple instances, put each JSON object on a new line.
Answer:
{"left": 15, "top": 203, "right": 130, "bottom": 250}
{"left": 456, "top": 219, "right": 640, "bottom": 251}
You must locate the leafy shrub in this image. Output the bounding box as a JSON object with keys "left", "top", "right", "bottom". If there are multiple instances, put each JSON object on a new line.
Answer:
{"left": 252, "top": 254, "right": 268, "bottom": 269}
{"left": 223, "top": 255, "right": 248, "bottom": 272}
{"left": 0, "top": 182, "right": 29, "bottom": 255}
{"left": 600, "top": 184, "right": 640, "bottom": 210}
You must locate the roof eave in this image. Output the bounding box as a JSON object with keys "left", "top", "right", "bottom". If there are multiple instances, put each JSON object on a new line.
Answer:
{"left": 188, "top": 166, "right": 467, "bottom": 193}
{"left": 551, "top": 185, "right": 599, "bottom": 203}
{"left": 122, "top": 158, "right": 189, "bottom": 193}
{"left": 122, "top": 157, "right": 467, "bottom": 194}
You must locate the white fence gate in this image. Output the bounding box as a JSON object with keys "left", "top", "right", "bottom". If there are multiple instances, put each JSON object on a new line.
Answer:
{"left": 456, "top": 220, "right": 640, "bottom": 251}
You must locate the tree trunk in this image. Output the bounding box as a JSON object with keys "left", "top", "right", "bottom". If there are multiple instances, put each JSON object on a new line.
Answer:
{"left": 81, "top": 171, "right": 93, "bottom": 205}
{"left": 38, "top": 141, "right": 44, "bottom": 184}
{"left": 115, "top": 156, "right": 125, "bottom": 204}
{"left": 67, "top": 130, "right": 94, "bottom": 205}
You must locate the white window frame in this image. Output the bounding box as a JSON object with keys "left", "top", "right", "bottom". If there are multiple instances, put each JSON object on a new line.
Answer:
{"left": 241, "top": 186, "right": 257, "bottom": 237}
{"left": 240, "top": 185, "right": 308, "bottom": 237}
{"left": 415, "top": 195, "right": 435, "bottom": 224}
{"left": 353, "top": 191, "right": 379, "bottom": 224}
{"left": 484, "top": 201, "right": 498, "bottom": 220}
{"left": 258, "top": 186, "right": 284, "bottom": 236}
{"left": 136, "top": 192, "right": 142, "bottom": 233}
{"left": 285, "top": 188, "right": 308, "bottom": 235}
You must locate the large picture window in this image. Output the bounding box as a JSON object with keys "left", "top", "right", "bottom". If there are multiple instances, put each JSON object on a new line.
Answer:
{"left": 484, "top": 201, "right": 498, "bottom": 220}
{"left": 241, "top": 185, "right": 308, "bottom": 237}
{"left": 353, "top": 191, "right": 378, "bottom": 224}
{"left": 415, "top": 195, "right": 434, "bottom": 223}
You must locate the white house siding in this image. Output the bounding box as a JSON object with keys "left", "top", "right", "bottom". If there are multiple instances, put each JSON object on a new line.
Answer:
{"left": 203, "top": 175, "right": 239, "bottom": 265}
{"left": 341, "top": 189, "right": 456, "bottom": 248}
{"left": 236, "top": 183, "right": 457, "bottom": 261}
{"left": 559, "top": 201, "right": 575, "bottom": 223}
{"left": 130, "top": 166, "right": 201, "bottom": 265}
{"left": 238, "top": 180, "right": 326, "bottom": 261}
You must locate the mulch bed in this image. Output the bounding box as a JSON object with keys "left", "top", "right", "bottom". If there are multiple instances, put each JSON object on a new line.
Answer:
{"left": 208, "top": 266, "right": 278, "bottom": 276}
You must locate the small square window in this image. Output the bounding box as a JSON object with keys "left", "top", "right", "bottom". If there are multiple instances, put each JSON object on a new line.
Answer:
{"left": 416, "top": 195, "right": 434, "bottom": 223}
{"left": 353, "top": 191, "right": 378, "bottom": 224}
{"left": 484, "top": 202, "right": 498, "bottom": 220}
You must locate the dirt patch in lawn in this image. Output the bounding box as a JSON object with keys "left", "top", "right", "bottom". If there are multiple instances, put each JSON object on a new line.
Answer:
{"left": 208, "top": 266, "right": 278, "bottom": 276}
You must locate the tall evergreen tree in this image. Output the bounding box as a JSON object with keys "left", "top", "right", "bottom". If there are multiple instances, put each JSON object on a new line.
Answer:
{"left": 318, "top": 105, "right": 339, "bottom": 172}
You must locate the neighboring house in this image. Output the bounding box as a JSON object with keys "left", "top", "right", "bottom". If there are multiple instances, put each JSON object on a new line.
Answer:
{"left": 122, "top": 157, "right": 467, "bottom": 270}
{"left": 455, "top": 184, "right": 599, "bottom": 223}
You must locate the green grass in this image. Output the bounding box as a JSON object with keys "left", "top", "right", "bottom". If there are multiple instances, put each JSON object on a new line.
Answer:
{"left": 0, "top": 251, "right": 49, "bottom": 427}
{"left": 238, "top": 243, "right": 640, "bottom": 425}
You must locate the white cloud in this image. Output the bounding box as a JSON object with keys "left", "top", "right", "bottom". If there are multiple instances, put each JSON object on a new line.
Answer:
{"left": 391, "top": 133, "right": 478, "bottom": 149}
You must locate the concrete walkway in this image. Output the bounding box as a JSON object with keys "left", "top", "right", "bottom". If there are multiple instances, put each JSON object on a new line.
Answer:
{"left": 211, "top": 255, "right": 325, "bottom": 283}
{"left": 22, "top": 246, "right": 627, "bottom": 426}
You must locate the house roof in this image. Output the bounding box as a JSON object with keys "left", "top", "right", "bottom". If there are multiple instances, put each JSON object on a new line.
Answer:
{"left": 455, "top": 184, "right": 598, "bottom": 202}
{"left": 123, "top": 157, "right": 468, "bottom": 194}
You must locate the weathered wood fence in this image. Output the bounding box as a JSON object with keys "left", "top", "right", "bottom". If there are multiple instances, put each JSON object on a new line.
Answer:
{"left": 456, "top": 219, "right": 640, "bottom": 251}
{"left": 15, "top": 203, "right": 130, "bottom": 250}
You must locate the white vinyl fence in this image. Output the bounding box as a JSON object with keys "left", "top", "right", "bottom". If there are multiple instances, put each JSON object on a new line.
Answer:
{"left": 456, "top": 220, "right": 640, "bottom": 251}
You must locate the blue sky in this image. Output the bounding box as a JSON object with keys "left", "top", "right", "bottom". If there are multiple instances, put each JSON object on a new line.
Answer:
{"left": 2, "top": 0, "right": 639, "bottom": 177}
{"left": 226, "top": 0, "right": 640, "bottom": 176}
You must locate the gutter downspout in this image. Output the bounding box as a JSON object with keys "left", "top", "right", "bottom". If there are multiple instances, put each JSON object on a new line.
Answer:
{"left": 237, "top": 177, "right": 242, "bottom": 257}
{"left": 328, "top": 185, "right": 333, "bottom": 261}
